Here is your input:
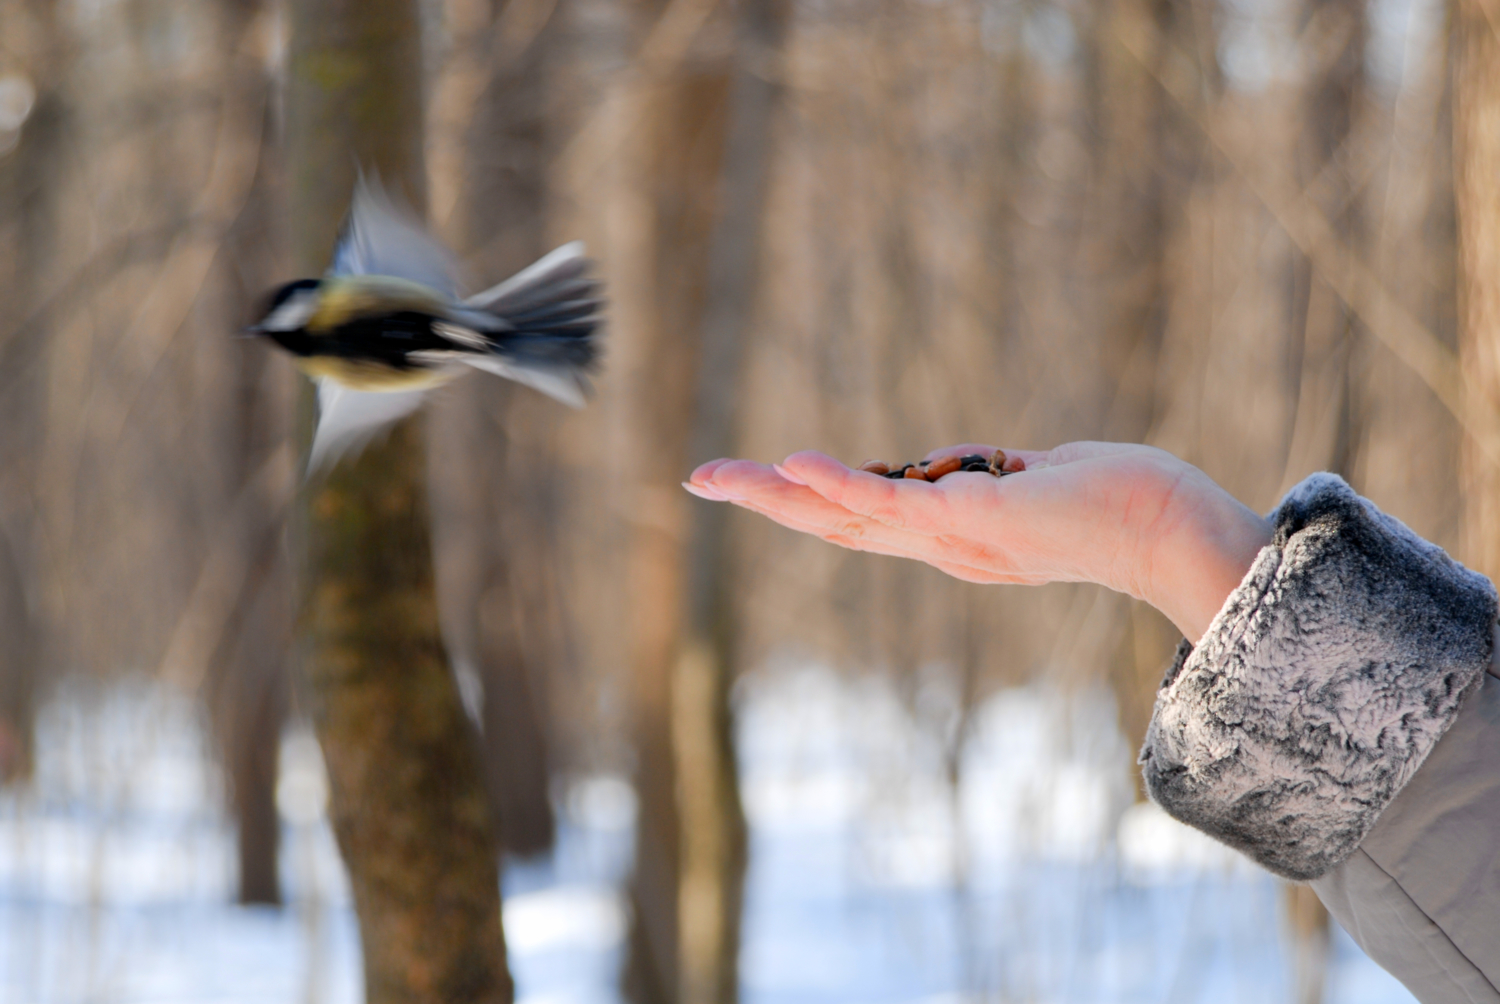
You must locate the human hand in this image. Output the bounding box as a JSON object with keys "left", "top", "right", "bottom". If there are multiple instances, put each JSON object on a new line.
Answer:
{"left": 685, "top": 442, "right": 1272, "bottom": 642}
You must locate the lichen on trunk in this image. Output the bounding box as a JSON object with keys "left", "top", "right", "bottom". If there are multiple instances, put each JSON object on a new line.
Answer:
{"left": 305, "top": 419, "right": 510, "bottom": 1004}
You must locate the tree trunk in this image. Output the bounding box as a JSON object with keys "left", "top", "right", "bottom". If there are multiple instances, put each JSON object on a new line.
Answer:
{"left": 426, "top": 0, "right": 567, "bottom": 858}
{"left": 226, "top": 633, "right": 288, "bottom": 905}
{"left": 428, "top": 382, "right": 559, "bottom": 859}
{"left": 615, "top": 0, "right": 786, "bottom": 997}
{"left": 0, "top": 0, "right": 74, "bottom": 786}
{"left": 1456, "top": 0, "right": 1500, "bottom": 582}
{"left": 1088, "top": 0, "right": 1213, "bottom": 783}
{"left": 206, "top": 0, "right": 292, "bottom": 906}
{"left": 618, "top": 63, "right": 734, "bottom": 1004}
{"left": 1279, "top": 0, "right": 1367, "bottom": 492}
{"left": 285, "top": 1, "right": 512, "bottom": 1000}
{"left": 1285, "top": 883, "right": 1331, "bottom": 1004}
{"left": 671, "top": 4, "right": 786, "bottom": 1001}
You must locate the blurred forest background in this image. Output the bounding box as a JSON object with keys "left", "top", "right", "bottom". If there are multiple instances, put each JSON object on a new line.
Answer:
{"left": 0, "top": 0, "right": 1493, "bottom": 1001}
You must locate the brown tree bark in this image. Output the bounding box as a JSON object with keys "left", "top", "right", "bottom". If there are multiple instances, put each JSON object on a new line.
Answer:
{"left": 1087, "top": 0, "right": 1215, "bottom": 783}
{"left": 217, "top": 210, "right": 293, "bottom": 906}
{"left": 1087, "top": 0, "right": 1210, "bottom": 445}
{"left": 203, "top": 0, "right": 293, "bottom": 907}
{"left": 0, "top": 0, "right": 75, "bottom": 786}
{"left": 671, "top": 3, "right": 786, "bottom": 1001}
{"left": 428, "top": 379, "right": 559, "bottom": 859}
{"left": 616, "top": 0, "right": 784, "bottom": 999}
{"left": 1280, "top": 0, "right": 1368, "bottom": 491}
{"left": 426, "top": 0, "right": 567, "bottom": 859}
{"left": 222, "top": 626, "right": 288, "bottom": 905}
{"left": 1456, "top": 0, "right": 1500, "bottom": 583}
{"left": 285, "top": 0, "right": 512, "bottom": 1000}
{"left": 618, "top": 62, "right": 734, "bottom": 1004}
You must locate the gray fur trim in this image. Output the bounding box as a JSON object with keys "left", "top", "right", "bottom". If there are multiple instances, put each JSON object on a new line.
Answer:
{"left": 1139, "top": 473, "right": 1497, "bottom": 881}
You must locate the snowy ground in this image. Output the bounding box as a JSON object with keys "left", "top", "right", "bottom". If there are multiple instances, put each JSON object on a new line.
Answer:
{"left": 0, "top": 668, "right": 1415, "bottom": 1004}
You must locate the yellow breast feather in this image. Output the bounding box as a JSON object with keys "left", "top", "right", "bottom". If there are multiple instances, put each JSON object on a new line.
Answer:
{"left": 296, "top": 356, "right": 460, "bottom": 392}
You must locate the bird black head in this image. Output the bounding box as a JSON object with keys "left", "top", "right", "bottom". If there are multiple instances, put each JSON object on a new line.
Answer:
{"left": 267, "top": 278, "right": 322, "bottom": 310}
{"left": 250, "top": 279, "right": 323, "bottom": 334}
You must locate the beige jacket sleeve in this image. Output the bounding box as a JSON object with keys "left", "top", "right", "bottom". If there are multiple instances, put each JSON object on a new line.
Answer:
{"left": 1313, "top": 664, "right": 1500, "bottom": 1002}
{"left": 1138, "top": 473, "right": 1500, "bottom": 1002}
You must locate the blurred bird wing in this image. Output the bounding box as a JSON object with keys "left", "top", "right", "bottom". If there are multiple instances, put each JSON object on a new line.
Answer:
{"left": 328, "top": 175, "right": 459, "bottom": 298}
{"left": 463, "top": 241, "right": 590, "bottom": 313}
{"left": 411, "top": 349, "right": 588, "bottom": 408}
{"left": 308, "top": 379, "right": 430, "bottom": 475}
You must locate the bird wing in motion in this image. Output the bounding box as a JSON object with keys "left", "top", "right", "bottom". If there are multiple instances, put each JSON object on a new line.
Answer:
{"left": 308, "top": 176, "right": 599, "bottom": 474}
{"left": 307, "top": 175, "right": 456, "bottom": 476}
{"left": 309, "top": 378, "right": 432, "bottom": 475}
{"left": 328, "top": 175, "right": 459, "bottom": 297}
{"left": 410, "top": 350, "right": 588, "bottom": 408}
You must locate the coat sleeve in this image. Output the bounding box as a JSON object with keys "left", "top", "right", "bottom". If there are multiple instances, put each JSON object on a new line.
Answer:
{"left": 1138, "top": 473, "right": 1497, "bottom": 882}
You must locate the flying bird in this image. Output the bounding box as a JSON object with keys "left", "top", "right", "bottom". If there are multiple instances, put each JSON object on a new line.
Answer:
{"left": 248, "top": 177, "right": 602, "bottom": 472}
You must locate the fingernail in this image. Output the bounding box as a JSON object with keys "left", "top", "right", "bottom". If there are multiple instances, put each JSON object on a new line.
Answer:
{"left": 773, "top": 463, "right": 808, "bottom": 485}
{"left": 682, "top": 481, "right": 728, "bottom": 501}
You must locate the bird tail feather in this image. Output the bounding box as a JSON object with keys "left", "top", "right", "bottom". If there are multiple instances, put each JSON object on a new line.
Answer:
{"left": 458, "top": 242, "right": 603, "bottom": 406}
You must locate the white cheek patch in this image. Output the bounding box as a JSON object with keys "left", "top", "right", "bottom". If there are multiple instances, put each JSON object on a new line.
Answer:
{"left": 263, "top": 291, "right": 320, "bottom": 331}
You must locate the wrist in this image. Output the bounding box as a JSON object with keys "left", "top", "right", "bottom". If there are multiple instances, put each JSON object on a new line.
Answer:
{"left": 1141, "top": 475, "right": 1272, "bottom": 643}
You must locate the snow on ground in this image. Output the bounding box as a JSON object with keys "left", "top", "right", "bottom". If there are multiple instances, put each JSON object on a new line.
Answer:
{"left": 0, "top": 668, "right": 1414, "bottom": 1004}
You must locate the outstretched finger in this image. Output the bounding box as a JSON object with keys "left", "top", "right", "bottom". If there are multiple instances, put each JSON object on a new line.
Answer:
{"left": 693, "top": 459, "right": 1025, "bottom": 581}
{"left": 776, "top": 450, "right": 965, "bottom": 536}
{"left": 703, "top": 458, "right": 958, "bottom": 553}
{"left": 688, "top": 457, "right": 739, "bottom": 486}
{"left": 727, "top": 494, "right": 1007, "bottom": 580}
{"left": 731, "top": 497, "right": 921, "bottom": 559}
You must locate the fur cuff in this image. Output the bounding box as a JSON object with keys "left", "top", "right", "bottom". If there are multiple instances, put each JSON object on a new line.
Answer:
{"left": 1139, "top": 473, "right": 1497, "bottom": 881}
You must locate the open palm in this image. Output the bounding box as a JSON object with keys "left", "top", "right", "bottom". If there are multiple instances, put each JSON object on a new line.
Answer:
{"left": 686, "top": 441, "right": 1270, "bottom": 641}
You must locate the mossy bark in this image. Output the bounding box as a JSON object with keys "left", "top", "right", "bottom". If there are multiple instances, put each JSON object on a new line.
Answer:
{"left": 285, "top": 1, "right": 511, "bottom": 1001}
{"left": 304, "top": 421, "right": 509, "bottom": 1004}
